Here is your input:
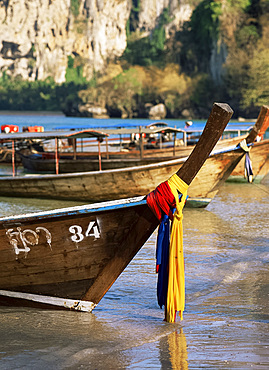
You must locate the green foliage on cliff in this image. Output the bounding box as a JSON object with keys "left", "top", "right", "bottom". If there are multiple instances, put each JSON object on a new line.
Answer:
{"left": 171, "top": 0, "right": 269, "bottom": 116}
{"left": 188, "top": 0, "right": 222, "bottom": 71}
{"left": 123, "top": 8, "right": 172, "bottom": 67}
{"left": 65, "top": 55, "right": 87, "bottom": 84}
{"left": 241, "top": 45, "right": 269, "bottom": 107}
{"left": 70, "top": 0, "right": 80, "bottom": 17}
{"left": 78, "top": 67, "right": 144, "bottom": 118}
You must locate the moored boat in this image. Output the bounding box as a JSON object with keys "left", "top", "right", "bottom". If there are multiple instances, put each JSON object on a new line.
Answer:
{"left": 0, "top": 122, "right": 253, "bottom": 171}
{"left": 0, "top": 103, "right": 233, "bottom": 311}
{"left": 0, "top": 106, "right": 267, "bottom": 208}
{"left": 0, "top": 126, "right": 183, "bottom": 170}
{"left": 17, "top": 128, "right": 252, "bottom": 173}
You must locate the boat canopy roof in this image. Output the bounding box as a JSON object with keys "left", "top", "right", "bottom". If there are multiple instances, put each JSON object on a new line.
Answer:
{"left": 146, "top": 122, "right": 168, "bottom": 128}
{"left": 0, "top": 129, "right": 109, "bottom": 141}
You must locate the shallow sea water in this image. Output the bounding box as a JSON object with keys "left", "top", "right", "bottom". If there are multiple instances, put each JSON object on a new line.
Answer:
{"left": 0, "top": 180, "right": 268, "bottom": 369}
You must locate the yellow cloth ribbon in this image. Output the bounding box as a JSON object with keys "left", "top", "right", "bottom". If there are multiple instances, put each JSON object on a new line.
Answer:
{"left": 239, "top": 138, "right": 251, "bottom": 152}
{"left": 166, "top": 173, "right": 189, "bottom": 322}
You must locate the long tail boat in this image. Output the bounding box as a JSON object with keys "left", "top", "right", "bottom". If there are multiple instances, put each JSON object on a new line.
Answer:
{"left": 0, "top": 103, "right": 233, "bottom": 310}
{"left": 0, "top": 106, "right": 267, "bottom": 208}
{"left": 17, "top": 125, "right": 252, "bottom": 173}
{"left": 4, "top": 125, "right": 248, "bottom": 171}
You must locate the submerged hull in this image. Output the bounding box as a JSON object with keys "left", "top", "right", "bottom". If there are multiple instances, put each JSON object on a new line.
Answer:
{"left": 0, "top": 197, "right": 158, "bottom": 310}
{"left": 0, "top": 146, "right": 247, "bottom": 207}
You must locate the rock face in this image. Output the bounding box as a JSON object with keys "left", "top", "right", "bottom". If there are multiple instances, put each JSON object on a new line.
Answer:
{"left": 210, "top": 38, "right": 227, "bottom": 86}
{"left": 0, "top": 0, "right": 131, "bottom": 83}
{"left": 146, "top": 103, "right": 167, "bottom": 120}
{"left": 0, "top": 0, "right": 193, "bottom": 83}
{"left": 137, "top": 0, "right": 192, "bottom": 34}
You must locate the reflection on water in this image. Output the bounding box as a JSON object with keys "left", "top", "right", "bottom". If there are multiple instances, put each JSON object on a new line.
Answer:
{"left": 167, "top": 329, "right": 188, "bottom": 370}
{"left": 0, "top": 182, "right": 268, "bottom": 369}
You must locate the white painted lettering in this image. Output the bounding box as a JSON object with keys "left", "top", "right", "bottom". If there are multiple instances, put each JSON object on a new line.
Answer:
{"left": 69, "top": 220, "right": 100, "bottom": 243}
{"left": 6, "top": 226, "right": 52, "bottom": 257}
{"left": 69, "top": 225, "right": 84, "bottom": 242}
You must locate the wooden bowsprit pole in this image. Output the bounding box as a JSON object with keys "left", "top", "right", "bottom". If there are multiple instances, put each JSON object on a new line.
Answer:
{"left": 245, "top": 105, "right": 269, "bottom": 144}
{"left": 176, "top": 102, "right": 234, "bottom": 185}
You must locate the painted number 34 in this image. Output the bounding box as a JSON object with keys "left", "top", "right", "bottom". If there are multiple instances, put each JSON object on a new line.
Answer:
{"left": 69, "top": 221, "right": 100, "bottom": 243}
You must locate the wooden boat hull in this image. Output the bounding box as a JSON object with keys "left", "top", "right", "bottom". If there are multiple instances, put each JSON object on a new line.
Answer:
{"left": 19, "top": 153, "right": 173, "bottom": 172}
{"left": 0, "top": 197, "right": 158, "bottom": 310}
{"left": 0, "top": 146, "right": 247, "bottom": 207}
{"left": 229, "top": 140, "right": 269, "bottom": 182}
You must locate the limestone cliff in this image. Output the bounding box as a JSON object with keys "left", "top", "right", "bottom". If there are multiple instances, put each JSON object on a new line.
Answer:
{"left": 0, "top": 0, "right": 130, "bottom": 82}
{"left": 0, "top": 0, "right": 194, "bottom": 83}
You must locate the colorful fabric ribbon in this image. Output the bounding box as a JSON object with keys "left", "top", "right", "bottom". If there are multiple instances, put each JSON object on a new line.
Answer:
{"left": 239, "top": 138, "right": 253, "bottom": 182}
{"left": 147, "top": 173, "right": 189, "bottom": 322}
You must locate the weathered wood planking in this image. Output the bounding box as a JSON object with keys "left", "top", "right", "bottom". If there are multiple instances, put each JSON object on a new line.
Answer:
{"left": 19, "top": 153, "right": 175, "bottom": 172}
{"left": 0, "top": 197, "right": 158, "bottom": 307}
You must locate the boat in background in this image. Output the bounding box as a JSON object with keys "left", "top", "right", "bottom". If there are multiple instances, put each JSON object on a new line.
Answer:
{"left": 1, "top": 124, "right": 19, "bottom": 134}
{"left": 228, "top": 139, "right": 269, "bottom": 182}
{"left": 17, "top": 126, "right": 184, "bottom": 173}
{"left": 5, "top": 124, "right": 253, "bottom": 173}
{"left": 0, "top": 126, "right": 183, "bottom": 170}
{"left": 0, "top": 106, "right": 267, "bottom": 208}
{"left": 0, "top": 125, "right": 45, "bottom": 163}
{"left": 0, "top": 114, "right": 254, "bottom": 172}
{"left": 0, "top": 103, "right": 233, "bottom": 311}
{"left": 0, "top": 129, "right": 109, "bottom": 175}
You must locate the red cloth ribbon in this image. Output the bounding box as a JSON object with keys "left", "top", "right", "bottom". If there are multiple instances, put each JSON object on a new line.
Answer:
{"left": 146, "top": 181, "right": 176, "bottom": 222}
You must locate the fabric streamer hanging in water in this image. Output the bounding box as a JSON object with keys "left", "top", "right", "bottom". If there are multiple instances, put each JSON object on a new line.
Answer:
{"left": 147, "top": 173, "right": 189, "bottom": 322}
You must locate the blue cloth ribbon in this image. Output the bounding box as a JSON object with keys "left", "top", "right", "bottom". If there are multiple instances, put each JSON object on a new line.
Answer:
{"left": 155, "top": 193, "right": 188, "bottom": 309}
{"left": 156, "top": 214, "right": 170, "bottom": 308}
